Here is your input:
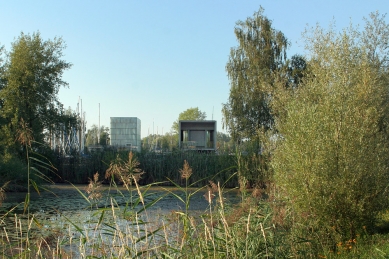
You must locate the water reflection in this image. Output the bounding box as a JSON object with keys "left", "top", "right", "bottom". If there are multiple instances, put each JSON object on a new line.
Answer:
{"left": 0, "top": 184, "right": 240, "bottom": 242}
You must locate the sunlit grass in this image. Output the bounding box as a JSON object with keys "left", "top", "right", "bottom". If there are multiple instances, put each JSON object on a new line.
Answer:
{"left": 2, "top": 155, "right": 389, "bottom": 258}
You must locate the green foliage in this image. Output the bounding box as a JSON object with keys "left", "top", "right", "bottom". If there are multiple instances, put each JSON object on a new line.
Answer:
{"left": 222, "top": 7, "right": 289, "bottom": 142}
{"left": 272, "top": 12, "right": 389, "bottom": 245}
{"left": 142, "top": 131, "right": 231, "bottom": 153}
{"left": 142, "top": 132, "right": 179, "bottom": 152}
{"left": 135, "top": 150, "right": 237, "bottom": 188}
{"left": 0, "top": 32, "right": 80, "bottom": 186}
{"left": 235, "top": 151, "right": 272, "bottom": 193}
{"left": 0, "top": 44, "right": 5, "bottom": 91}
{"left": 0, "top": 32, "right": 73, "bottom": 158}
{"left": 85, "top": 124, "right": 110, "bottom": 146}
{"left": 287, "top": 54, "right": 307, "bottom": 89}
{"left": 216, "top": 131, "right": 233, "bottom": 153}
{"left": 171, "top": 107, "right": 206, "bottom": 133}
{"left": 221, "top": 8, "right": 307, "bottom": 192}
{"left": 53, "top": 148, "right": 238, "bottom": 186}
{"left": 0, "top": 154, "right": 29, "bottom": 186}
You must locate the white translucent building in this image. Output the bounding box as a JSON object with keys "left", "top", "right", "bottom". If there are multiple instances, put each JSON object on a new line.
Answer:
{"left": 110, "top": 117, "right": 141, "bottom": 152}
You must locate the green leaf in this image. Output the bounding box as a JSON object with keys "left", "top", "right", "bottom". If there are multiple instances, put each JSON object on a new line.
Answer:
{"left": 61, "top": 213, "right": 86, "bottom": 238}
{"left": 23, "top": 193, "right": 30, "bottom": 214}
{"left": 65, "top": 181, "right": 91, "bottom": 205}
{"left": 29, "top": 179, "right": 40, "bottom": 195}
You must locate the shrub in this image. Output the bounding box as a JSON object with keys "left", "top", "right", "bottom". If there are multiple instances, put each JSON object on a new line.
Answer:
{"left": 272, "top": 12, "right": 389, "bottom": 247}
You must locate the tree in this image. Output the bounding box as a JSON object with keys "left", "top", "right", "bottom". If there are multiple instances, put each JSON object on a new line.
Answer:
{"left": 222, "top": 7, "right": 288, "bottom": 142}
{"left": 86, "top": 125, "right": 110, "bottom": 146}
{"left": 216, "top": 132, "right": 232, "bottom": 154}
{"left": 0, "top": 44, "right": 5, "bottom": 91}
{"left": 0, "top": 32, "right": 72, "bottom": 154}
{"left": 171, "top": 107, "right": 206, "bottom": 133}
{"left": 272, "top": 12, "right": 389, "bottom": 244}
{"left": 0, "top": 44, "right": 7, "bottom": 138}
{"left": 287, "top": 54, "right": 307, "bottom": 89}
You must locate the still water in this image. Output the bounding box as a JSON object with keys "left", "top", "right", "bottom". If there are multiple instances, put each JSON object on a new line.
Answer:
{"left": 1, "top": 184, "right": 240, "bottom": 214}
{"left": 0, "top": 184, "right": 240, "bottom": 256}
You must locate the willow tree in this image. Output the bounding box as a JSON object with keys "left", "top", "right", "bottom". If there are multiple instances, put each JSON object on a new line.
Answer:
{"left": 0, "top": 32, "right": 72, "bottom": 154}
{"left": 222, "top": 7, "right": 288, "bottom": 142}
{"left": 272, "top": 12, "right": 389, "bottom": 244}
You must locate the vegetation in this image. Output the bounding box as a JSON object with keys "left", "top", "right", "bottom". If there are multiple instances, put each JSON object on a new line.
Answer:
{"left": 1, "top": 6, "right": 389, "bottom": 259}
{"left": 2, "top": 156, "right": 389, "bottom": 258}
{"left": 0, "top": 32, "right": 78, "bottom": 186}
{"left": 272, "top": 11, "right": 389, "bottom": 248}
{"left": 171, "top": 107, "right": 207, "bottom": 134}
{"left": 221, "top": 7, "right": 307, "bottom": 191}
{"left": 85, "top": 124, "right": 110, "bottom": 146}
{"left": 142, "top": 132, "right": 179, "bottom": 152}
{"left": 142, "top": 130, "right": 232, "bottom": 153}
{"left": 136, "top": 150, "right": 236, "bottom": 187}
{"left": 222, "top": 7, "right": 306, "bottom": 143}
{"left": 0, "top": 32, "right": 73, "bottom": 154}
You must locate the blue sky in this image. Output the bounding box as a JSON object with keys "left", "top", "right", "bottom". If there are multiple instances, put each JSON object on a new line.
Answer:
{"left": 0, "top": 1, "right": 387, "bottom": 138}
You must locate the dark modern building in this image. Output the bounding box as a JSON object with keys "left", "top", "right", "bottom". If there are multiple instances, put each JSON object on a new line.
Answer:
{"left": 179, "top": 120, "right": 216, "bottom": 151}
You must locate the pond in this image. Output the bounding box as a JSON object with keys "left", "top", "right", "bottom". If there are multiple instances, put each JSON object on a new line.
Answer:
{"left": 0, "top": 184, "right": 240, "bottom": 257}
{"left": 1, "top": 183, "right": 240, "bottom": 214}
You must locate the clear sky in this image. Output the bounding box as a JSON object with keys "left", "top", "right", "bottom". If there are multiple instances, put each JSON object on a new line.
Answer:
{"left": 0, "top": 1, "right": 387, "bottom": 138}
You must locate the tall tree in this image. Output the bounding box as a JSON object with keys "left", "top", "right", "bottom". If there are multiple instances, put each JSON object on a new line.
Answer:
{"left": 0, "top": 44, "right": 5, "bottom": 90}
{"left": 0, "top": 44, "right": 7, "bottom": 135}
{"left": 222, "top": 7, "right": 288, "bottom": 142}
{"left": 171, "top": 107, "right": 206, "bottom": 133}
{"left": 0, "top": 32, "right": 72, "bottom": 153}
{"left": 272, "top": 12, "right": 389, "bottom": 243}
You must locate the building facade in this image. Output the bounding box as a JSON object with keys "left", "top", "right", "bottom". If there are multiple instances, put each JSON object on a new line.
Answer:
{"left": 179, "top": 120, "right": 216, "bottom": 152}
{"left": 110, "top": 117, "right": 141, "bottom": 152}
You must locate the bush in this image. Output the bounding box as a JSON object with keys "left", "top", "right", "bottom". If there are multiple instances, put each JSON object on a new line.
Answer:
{"left": 272, "top": 12, "right": 389, "bottom": 247}
{"left": 0, "top": 154, "right": 28, "bottom": 187}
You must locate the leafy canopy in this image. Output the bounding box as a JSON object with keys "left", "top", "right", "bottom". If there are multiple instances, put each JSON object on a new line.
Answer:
{"left": 272, "top": 12, "right": 389, "bottom": 242}
{"left": 171, "top": 107, "right": 206, "bottom": 133}
{"left": 86, "top": 125, "right": 110, "bottom": 146}
{"left": 0, "top": 32, "right": 73, "bottom": 155}
{"left": 222, "top": 7, "right": 289, "bottom": 142}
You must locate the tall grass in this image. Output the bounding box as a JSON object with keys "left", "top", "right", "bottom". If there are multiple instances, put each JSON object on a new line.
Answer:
{"left": 56, "top": 149, "right": 238, "bottom": 187}
{"left": 2, "top": 152, "right": 389, "bottom": 258}
{"left": 137, "top": 151, "right": 237, "bottom": 188}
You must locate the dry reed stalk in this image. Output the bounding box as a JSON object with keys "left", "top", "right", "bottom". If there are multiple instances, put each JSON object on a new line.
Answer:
{"left": 216, "top": 182, "right": 231, "bottom": 256}
{"left": 133, "top": 176, "right": 144, "bottom": 206}
{"left": 179, "top": 160, "right": 192, "bottom": 180}
{"left": 3, "top": 226, "right": 10, "bottom": 243}
{"left": 217, "top": 182, "right": 224, "bottom": 210}
{"left": 15, "top": 118, "right": 33, "bottom": 147}
{"left": 204, "top": 180, "right": 218, "bottom": 204}
{"left": 245, "top": 210, "right": 251, "bottom": 255}
{"left": 260, "top": 222, "right": 269, "bottom": 258}
{"left": 86, "top": 172, "right": 102, "bottom": 201}
{"left": 36, "top": 239, "right": 45, "bottom": 257}
{"left": 251, "top": 185, "right": 263, "bottom": 199}
{"left": 162, "top": 220, "right": 169, "bottom": 247}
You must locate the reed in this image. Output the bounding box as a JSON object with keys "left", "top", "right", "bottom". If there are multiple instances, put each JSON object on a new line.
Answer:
{"left": 56, "top": 149, "right": 238, "bottom": 187}
{"left": 2, "top": 152, "right": 389, "bottom": 258}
